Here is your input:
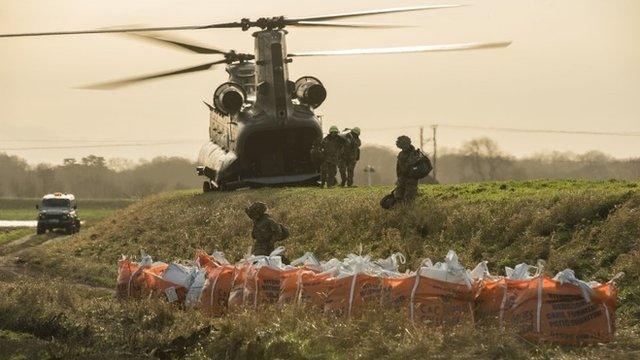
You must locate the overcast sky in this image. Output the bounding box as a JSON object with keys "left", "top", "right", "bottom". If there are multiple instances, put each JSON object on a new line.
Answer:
{"left": 1, "top": 0, "right": 639, "bottom": 164}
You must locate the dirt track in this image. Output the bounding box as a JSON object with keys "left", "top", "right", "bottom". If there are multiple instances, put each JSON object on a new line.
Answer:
{"left": 0, "top": 231, "right": 114, "bottom": 294}
{"left": 0, "top": 233, "right": 58, "bottom": 277}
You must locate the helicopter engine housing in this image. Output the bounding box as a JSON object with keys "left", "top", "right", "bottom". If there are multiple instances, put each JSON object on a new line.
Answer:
{"left": 294, "top": 76, "right": 326, "bottom": 108}
{"left": 213, "top": 82, "right": 246, "bottom": 115}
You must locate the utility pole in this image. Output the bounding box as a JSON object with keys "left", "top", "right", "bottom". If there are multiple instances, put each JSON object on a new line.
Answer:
{"left": 419, "top": 126, "right": 424, "bottom": 151}
{"left": 431, "top": 125, "right": 438, "bottom": 181}
{"left": 363, "top": 165, "right": 375, "bottom": 186}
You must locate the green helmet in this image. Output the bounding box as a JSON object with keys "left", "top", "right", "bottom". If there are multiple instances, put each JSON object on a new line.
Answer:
{"left": 245, "top": 202, "right": 267, "bottom": 219}
{"left": 351, "top": 127, "right": 361, "bottom": 136}
{"left": 329, "top": 125, "right": 339, "bottom": 133}
{"left": 396, "top": 135, "right": 411, "bottom": 147}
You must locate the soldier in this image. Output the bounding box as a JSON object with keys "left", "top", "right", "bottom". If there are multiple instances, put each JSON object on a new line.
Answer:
{"left": 320, "top": 125, "right": 343, "bottom": 187}
{"left": 338, "top": 127, "right": 361, "bottom": 187}
{"left": 245, "top": 202, "right": 289, "bottom": 256}
{"left": 394, "top": 135, "right": 419, "bottom": 203}
{"left": 310, "top": 138, "right": 324, "bottom": 180}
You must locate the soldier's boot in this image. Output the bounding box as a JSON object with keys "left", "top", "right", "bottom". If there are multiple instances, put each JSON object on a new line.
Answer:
{"left": 347, "top": 164, "right": 355, "bottom": 186}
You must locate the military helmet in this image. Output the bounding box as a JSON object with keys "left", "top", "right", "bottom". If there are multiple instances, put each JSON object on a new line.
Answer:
{"left": 396, "top": 135, "right": 412, "bottom": 147}
{"left": 329, "top": 125, "right": 339, "bottom": 133}
{"left": 351, "top": 127, "right": 361, "bottom": 136}
{"left": 245, "top": 202, "right": 267, "bottom": 218}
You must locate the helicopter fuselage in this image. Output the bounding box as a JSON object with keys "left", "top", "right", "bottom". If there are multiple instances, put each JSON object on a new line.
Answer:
{"left": 197, "top": 29, "right": 324, "bottom": 190}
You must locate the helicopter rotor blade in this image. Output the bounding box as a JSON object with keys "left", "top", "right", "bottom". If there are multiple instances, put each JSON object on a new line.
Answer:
{"left": 0, "top": 4, "right": 465, "bottom": 37}
{"left": 293, "top": 21, "right": 411, "bottom": 29}
{"left": 0, "top": 22, "right": 242, "bottom": 38}
{"left": 80, "top": 59, "right": 227, "bottom": 90}
{"left": 124, "top": 33, "right": 228, "bottom": 55}
{"left": 288, "top": 41, "right": 511, "bottom": 57}
{"left": 287, "top": 4, "right": 465, "bottom": 24}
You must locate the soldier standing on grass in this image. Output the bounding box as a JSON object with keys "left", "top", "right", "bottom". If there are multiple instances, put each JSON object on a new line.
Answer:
{"left": 394, "top": 135, "right": 419, "bottom": 203}
{"left": 320, "top": 125, "right": 343, "bottom": 188}
{"left": 338, "top": 127, "right": 361, "bottom": 187}
{"left": 245, "top": 202, "right": 289, "bottom": 256}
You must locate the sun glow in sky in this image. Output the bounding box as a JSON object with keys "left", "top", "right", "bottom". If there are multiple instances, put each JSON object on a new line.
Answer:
{"left": 1, "top": 0, "right": 639, "bottom": 164}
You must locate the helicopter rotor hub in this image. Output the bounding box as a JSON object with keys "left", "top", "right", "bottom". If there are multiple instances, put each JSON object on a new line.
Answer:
{"left": 245, "top": 16, "right": 287, "bottom": 31}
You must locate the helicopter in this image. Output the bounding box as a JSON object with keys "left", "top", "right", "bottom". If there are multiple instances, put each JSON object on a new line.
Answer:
{"left": 0, "top": 4, "right": 511, "bottom": 191}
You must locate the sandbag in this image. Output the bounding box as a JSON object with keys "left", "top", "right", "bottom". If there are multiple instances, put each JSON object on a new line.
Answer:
{"left": 228, "top": 263, "right": 250, "bottom": 309}
{"left": 325, "top": 273, "right": 384, "bottom": 316}
{"left": 142, "top": 263, "right": 188, "bottom": 304}
{"left": 381, "top": 252, "right": 480, "bottom": 325}
{"left": 243, "top": 266, "right": 299, "bottom": 307}
{"left": 116, "top": 253, "right": 155, "bottom": 299}
{"left": 475, "top": 262, "right": 540, "bottom": 322}
{"left": 503, "top": 275, "right": 618, "bottom": 345}
{"left": 383, "top": 274, "right": 479, "bottom": 325}
{"left": 198, "top": 264, "right": 236, "bottom": 316}
{"left": 279, "top": 269, "right": 335, "bottom": 307}
{"left": 476, "top": 277, "right": 533, "bottom": 323}
{"left": 116, "top": 258, "right": 147, "bottom": 299}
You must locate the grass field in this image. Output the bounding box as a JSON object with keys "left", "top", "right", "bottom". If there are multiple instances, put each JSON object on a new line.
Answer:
{"left": 0, "top": 228, "right": 32, "bottom": 247}
{"left": 1, "top": 180, "right": 640, "bottom": 358}
{"left": 0, "top": 198, "right": 134, "bottom": 221}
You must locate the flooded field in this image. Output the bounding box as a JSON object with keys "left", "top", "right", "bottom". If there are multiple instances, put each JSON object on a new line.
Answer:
{"left": 0, "top": 220, "right": 37, "bottom": 228}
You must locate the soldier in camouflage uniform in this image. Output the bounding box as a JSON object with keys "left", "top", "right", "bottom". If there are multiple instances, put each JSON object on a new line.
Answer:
{"left": 394, "top": 135, "right": 419, "bottom": 203}
{"left": 245, "top": 202, "right": 289, "bottom": 256}
{"left": 310, "top": 138, "right": 324, "bottom": 182}
{"left": 338, "top": 127, "right": 361, "bottom": 187}
{"left": 320, "top": 125, "right": 343, "bottom": 188}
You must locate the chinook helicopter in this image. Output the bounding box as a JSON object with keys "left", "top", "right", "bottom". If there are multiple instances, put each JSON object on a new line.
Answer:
{"left": 0, "top": 4, "right": 510, "bottom": 191}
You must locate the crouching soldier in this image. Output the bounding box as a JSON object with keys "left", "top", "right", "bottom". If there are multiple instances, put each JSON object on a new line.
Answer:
{"left": 245, "top": 202, "right": 290, "bottom": 256}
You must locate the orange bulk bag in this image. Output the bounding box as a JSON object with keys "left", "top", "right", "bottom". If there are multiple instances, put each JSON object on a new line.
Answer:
{"left": 228, "top": 263, "right": 251, "bottom": 309}
{"left": 142, "top": 264, "right": 188, "bottom": 304}
{"left": 504, "top": 276, "right": 617, "bottom": 345}
{"left": 279, "top": 269, "right": 335, "bottom": 307}
{"left": 116, "top": 259, "right": 149, "bottom": 299}
{"left": 199, "top": 265, "right": 236, "bottom": 316}
{"left": 244, "top": 266, "right": 299, "bottom": 308}
{"left": 384, "top": 274, "right": 479, "bottom": 325}
{"left": 324, "top": 273, "right": 383, "bottom": 316}
{"left": 195, "top": 250, "right": 218, "bottom": 270}
{"left": 475, "top": 278, "right": 532, "bottom": 323}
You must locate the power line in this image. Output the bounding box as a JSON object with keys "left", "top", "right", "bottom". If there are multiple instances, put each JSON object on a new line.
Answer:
{"left": 0, "top": 140, "right": 204, "bottom": 151}
{"left": 363, "top": 123, "right": 640, "bottom": 137}
{"left": 437, "top": 124, "right": 640, "bottom": 137}
{"left": 0, "top": 138, "right": 203, "bottom": 143}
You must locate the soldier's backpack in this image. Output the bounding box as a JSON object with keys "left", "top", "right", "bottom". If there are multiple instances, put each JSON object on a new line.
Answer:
{"left": 409, "top": 150, "right": 433, "bottom": 180}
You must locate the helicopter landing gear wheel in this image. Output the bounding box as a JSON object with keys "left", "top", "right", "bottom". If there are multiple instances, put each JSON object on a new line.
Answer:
{"left": 203, "top": 181, "right": 213, "bottom": 193}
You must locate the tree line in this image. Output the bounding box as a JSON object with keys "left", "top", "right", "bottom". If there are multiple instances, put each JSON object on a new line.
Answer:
{"left": 354, "top": 137, "right": 640, "bottom": 185}
{"left": 0, "top": 154, "right": 200, "bottom": 198}
{"left": 1, "top": 137, "right": 638, "bottom": 198}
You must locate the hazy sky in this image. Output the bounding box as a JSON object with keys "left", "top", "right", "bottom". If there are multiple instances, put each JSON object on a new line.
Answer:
{"left": 1, "top": 0, "right": 639, "bottom": 164}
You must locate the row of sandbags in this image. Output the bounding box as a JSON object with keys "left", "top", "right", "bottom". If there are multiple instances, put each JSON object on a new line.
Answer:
{"left": 116, "top": 249, "right": 621, "bottom": 345}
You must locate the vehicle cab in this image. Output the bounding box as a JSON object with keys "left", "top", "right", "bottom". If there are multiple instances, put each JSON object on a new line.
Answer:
{"left": 36, "top": 192, "right": 80, "bottom": 234}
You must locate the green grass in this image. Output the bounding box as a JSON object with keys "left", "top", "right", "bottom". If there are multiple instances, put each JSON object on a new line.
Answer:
{"left": 0, "top": 198, "right": 134, "bottom": 222}
{"left": 0, "top": 228, "right": 32, "bottom": 247}
{"left": 2, "top": 180, "right": 640, "bottom": 358}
